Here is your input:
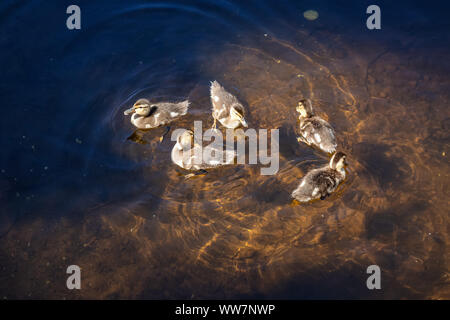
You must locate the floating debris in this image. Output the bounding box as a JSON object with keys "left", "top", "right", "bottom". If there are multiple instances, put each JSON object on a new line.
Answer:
{"left": 75, "top": 138, "right": 82, "bottom": 144}
{"left": 44, "top": 166, "right": 48, "bottom": 170}
{"left": 303, "top": 9, "right": 319, "bottom": 21}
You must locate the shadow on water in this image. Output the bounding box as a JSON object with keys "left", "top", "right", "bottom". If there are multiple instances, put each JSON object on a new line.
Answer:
{"left": 352, "top": 142, "right": 408, "bottom": 189}
{"left": 0, "top": 0, "right": 449, "bottom": 299}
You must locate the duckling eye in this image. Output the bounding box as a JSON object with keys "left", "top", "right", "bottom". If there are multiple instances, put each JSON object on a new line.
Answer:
{"left": 233, "top": 107, "right": 244, "bottom": 117}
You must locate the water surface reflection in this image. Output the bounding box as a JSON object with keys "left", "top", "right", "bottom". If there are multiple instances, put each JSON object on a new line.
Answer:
{"left": 0, "top": 0, "right": 448, "bottom": 299}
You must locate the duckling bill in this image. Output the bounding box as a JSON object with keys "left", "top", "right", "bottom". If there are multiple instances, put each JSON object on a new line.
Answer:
{"left": 210, "top": 81, "right": 248, "bottom": 129}
{"left": 292, "top": 152, "right": 347, "bottom": 202}
{"left": 124, "top": 98, "right": 189, "bottom": 130}
{"left": 296, "top": 99, "right": 337, "bottom": 154}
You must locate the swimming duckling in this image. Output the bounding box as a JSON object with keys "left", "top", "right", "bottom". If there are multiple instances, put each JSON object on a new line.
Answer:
{"left": 296, "top": 99, "right": 337, "bottom": 154}
{"left": 171, "top": 129, "right": 235, "bottom": 178}
{"left": 291, "top": 151, "right": 347, "bottom": 202}
{"left": 210, "top": 81, "right": 248, "bottom": 129}
{"left": 124, "top": 98, "right": 189, "bottom": 141}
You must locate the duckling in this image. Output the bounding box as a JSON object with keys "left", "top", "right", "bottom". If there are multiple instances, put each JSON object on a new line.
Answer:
{"left": 171, "top": 129, "right": 235, "bottom": 178}
{"left": 291, "top": 151, "right": 347, "bottom": 202}
{"left": 124, "top": 98, "right": 189, "bottom": 141}
{"left": 296, "top": 99, "right": 337, "bottom": 154}
{"left": 210, "top": 81, "right": 248, "bottom": 129}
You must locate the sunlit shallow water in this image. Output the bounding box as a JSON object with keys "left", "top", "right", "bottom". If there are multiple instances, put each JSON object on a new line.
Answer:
{"left": 0, "top": 0, "right": 449, "bottom": 299}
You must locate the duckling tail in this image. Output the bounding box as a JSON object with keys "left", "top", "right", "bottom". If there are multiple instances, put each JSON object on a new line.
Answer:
{"left": 176, "top": 100, "right": 190, "bottom": 116}
{"left": 210, "top": 80, "right": 223, "bottom": 96}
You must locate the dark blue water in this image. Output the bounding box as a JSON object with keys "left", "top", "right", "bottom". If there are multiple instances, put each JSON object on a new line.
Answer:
{"left": 0, "top": 0, "right": 449, "bottom": 299}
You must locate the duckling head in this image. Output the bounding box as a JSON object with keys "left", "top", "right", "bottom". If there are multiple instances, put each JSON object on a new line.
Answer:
{"left": 124, "top": 99, "right": 154, "bottom": 116}
{"left": 230, "top": 104, "right": 248, "bottom": 127}
{"left": 176, "top": 129, "right": 195, "bottom": 150}
{"left": 296, "top": 99, "right": 314, "bottom": 118}
{"left": 329, "top": 151, "right": 347, "bottom": 170}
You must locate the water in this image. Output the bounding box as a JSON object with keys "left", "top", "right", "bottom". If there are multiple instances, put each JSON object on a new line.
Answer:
{"left": 0, "top": 0, "right": 449, "bottom": 299}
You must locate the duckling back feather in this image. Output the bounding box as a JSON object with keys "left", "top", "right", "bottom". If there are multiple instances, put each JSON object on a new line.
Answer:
{"left": 292, "top": 164, "right": 345, "bottom": 202}
{"left": 299, "top": 117, "right": 337, "bottom": 153}
{"left": 171, "top": 143, "right": 235, "bottom": 171}
{"left": 132, "top": 100, "right": 189, "bottom": 129}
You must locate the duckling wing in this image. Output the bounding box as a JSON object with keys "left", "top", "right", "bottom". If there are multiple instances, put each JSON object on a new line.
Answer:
{"left": 300, "top": 118, "right": 337, "bottom": 153}
{"left": 131, "top": 112, "right": 159, "bottom": 129}
{"left": 176, "top": 147, "right": 202, "bottom": 170}
{"left": 291, "top": 169, "right": 320, "bottom": 202}
{"left": 314, "top": 170, "right": 339, "bottom": 197}
{"left": 210, "top": 81, "right": 240, "bottom": 119}
{"left": 292, "top": 167, "right": 339, "bottom": 201}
